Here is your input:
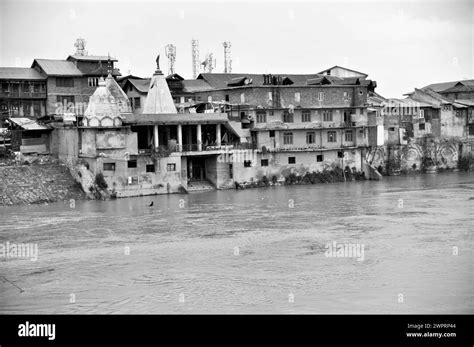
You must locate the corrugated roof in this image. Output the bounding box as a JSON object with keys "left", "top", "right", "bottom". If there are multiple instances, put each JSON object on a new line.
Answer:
{"left": 421, "top": 79, "right": 474, "bottom": 93}
{"left": 33, "top": 59, "right": 83, "bottom": 76}
{"left": 316, "top": 65, "right": 369, "bottom": 77}
{"left": 7, "top": 117, "right": 49, "bottom": 130}
{"left": 0, "top": 67, "right": 46, "bottom": 80}
{"left": 128, "top": 78, "right": 151, "bottom": 93}
{"left": 455, "top": 99, "right": 474, "bottom": 107}
{"left": 67, "top": 55, "right": 118, "bottom": 62}
{"left": 197, "top": 73, "right": 358, "bottom": 89}
{"left": 181, "top": 80, "right": 212, "bottom": 92}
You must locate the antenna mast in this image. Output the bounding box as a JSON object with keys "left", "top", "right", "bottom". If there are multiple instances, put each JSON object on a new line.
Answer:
{"left": 165, "top": 44, "right": 176, "bottom": 75}
{"left": 191, "top": 39, "right": 200, "bottom": 78}
{"left": 223, "top": 41, "right": 232, "bottom": 73}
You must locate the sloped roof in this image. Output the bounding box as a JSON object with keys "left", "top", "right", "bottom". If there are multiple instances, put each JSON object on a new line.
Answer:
{"left": 32, "top": 59, "right": 83, "bottom": 76}
{"left": 181, "top": 80, "right": 212, "bottom": 92}
{"left": 317, "top": 65, "right": 368, "bottom": 77}
{"left": 105, "top": 75, "right": 132, "bottom": 113}
{"left": 456, "top": 99, "right": 474, "bottom": 106}
{"left": 421, "top": 79, "right": 474, "bottom": 93}
{"left": 127, "top": 78, "right": 151, "bottom": 93}
{"left": 0, "top": 67, "right": 46, "bottom": 80}
{"left": 67, "top": 55, "right": 118, "bottom": 62}
{"left": 197, "top": 73, "right": 358, "bottom": 89}
{"left": 7, "top": 117, "right": 49, "bottom": 130}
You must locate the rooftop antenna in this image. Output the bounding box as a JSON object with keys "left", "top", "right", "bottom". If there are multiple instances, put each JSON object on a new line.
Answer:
{"left": 165, "top": 44, "right": 176, "bottom": 75}
{"left": 74, "top": 38, "right": 87, "bottom": 56}
{"left": 223, "top": 41, "right": 232, "bottom": 73}
{"left": 191, "top": 39, "right": 200, "bottom": 78}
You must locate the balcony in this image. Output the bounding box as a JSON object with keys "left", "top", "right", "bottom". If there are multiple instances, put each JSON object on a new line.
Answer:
{"left": 0, "top": 91, "right": 47, "bottom": 99}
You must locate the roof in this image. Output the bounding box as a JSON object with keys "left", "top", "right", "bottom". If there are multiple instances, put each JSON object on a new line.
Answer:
{"left": 124, "top": 113, "right": 228, "bottom": 125}
{"left": 316, "top": 65, "right": 368, "bottom": 77}
{"left": 455, "top": 99, "right": 474, "bottom": 107}
{"left": 197, "top": 73, "right": 366, "bottom": 89}
{"left": 421, "top": 79, "right": 474, "bottom": 93}
{"left": 7, "top": 117, "right": 49, "bottom": 130}
{"left": 126, "top": 78, "right": 151, "bottom": 93}
{"left": 67, "top": 55, "right": 118, "bottom": 62}
{"left": 0, "top": 67, "right": 46, "bottom": 80}
{"left": 181, "top": 80, "right": 212, "bottom": 92}
{"left": 32, "top": 59, "right": 83, "bottom": 76}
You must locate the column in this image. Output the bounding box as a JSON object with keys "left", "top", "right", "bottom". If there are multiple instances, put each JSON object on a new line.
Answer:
{"left": 153, "top": 124, "right": 159, "bottom": 151}
{"left": 197, "top": 124, "right": 202, "bottom": 151}
{"left": 216, "top": 124, "right": 221, "bottom": 146}
{"left": 177, "top": 124, "right": 183, "bottom": 152}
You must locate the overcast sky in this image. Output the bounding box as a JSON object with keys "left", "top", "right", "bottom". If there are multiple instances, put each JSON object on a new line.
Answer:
{"left": 0, "top": 0, "right": 472, "bottom": 97}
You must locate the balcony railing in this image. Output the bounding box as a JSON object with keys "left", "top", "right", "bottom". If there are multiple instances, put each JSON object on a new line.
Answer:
{"left": 0, "top": 91, "right": 47, "bottom": 99}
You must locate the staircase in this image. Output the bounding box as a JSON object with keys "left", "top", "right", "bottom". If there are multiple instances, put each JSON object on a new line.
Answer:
{"left": 187, "top": 180, "right": 216, "bottom": 192}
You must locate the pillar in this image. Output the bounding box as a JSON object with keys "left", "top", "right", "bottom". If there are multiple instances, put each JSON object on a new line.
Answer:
{"left": 177, "top": 124, "right": 183, "bottom": 151}
{"left": 197, "top": 124, "right": 202, "bottom": 151}
{"left": 216, "top": 124, "right": 221, "bottom": 146}
{"left": 153, "top": 124, "right": 159, "bottom": 151}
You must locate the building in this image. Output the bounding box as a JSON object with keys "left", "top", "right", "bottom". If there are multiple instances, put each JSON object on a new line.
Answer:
{"left": 0, "top": 67, "right": 47, "bottom": 127}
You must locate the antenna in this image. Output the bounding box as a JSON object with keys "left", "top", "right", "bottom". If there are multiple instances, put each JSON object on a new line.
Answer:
{"left": 74, "top": 38, "right": 87, "bottom": 56}
{"left": 165, "top": 44, "right": 176, "bottom": 75}
{"left": 191, "top": 39, "right": 200, "bottom": 78}
{"left": 223, "top": 41, "right": 232, "bottom": 73}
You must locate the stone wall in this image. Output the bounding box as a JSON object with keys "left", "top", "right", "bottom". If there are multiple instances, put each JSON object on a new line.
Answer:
{"left": 0, "top": 161, "right": 85, "bottom": 206}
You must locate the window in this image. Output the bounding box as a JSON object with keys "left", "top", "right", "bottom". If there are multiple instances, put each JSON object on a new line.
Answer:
{"left": 343, "top": 92, "right": 349, "bottom": 101}
{"left": 306, "top": 132, "right": 315, "bottom": 144}
{"left": 103, "top": 163, "right": 115, "bottom": 171}
{"left": 146, "top": 164, "right": 155, "bottom": 172}
{"left": 56, "top": 78, "right": 74, "bottom": 88}
{"left": 419, "top": 109, "right": 424, "bottom": 118}
{"left": 327, "top": 131, "right": 337, "bottom": 142}
{"left": 268, "top": 92, "right": 273, "bottom": 101}
{"left": 469, "top": 124, "right": 474, "bottom": 136}
{"left": 283, "top": 111, "right": 293, "bottom": 123}
{"left": 244, "top": 160, "right": 252, "bottom": 167}
{"left": 317, "top": 154, "right": 324, "bottom": 162}
{"left": 22, "top": 82, "right": 30, "bottom": 93}
{"left": 88, "top": 77, "right": 99, "bottom": 87}
{"left": 269, "top": 110, "right": 274, "bottom": 116}
{"left": 127, "top": 160, "right": 137, "bottom": 168}
{"left": 318, "top": 92, "right": 324, "bottom": 101}
{"left": 419, "top": 123, "right": 425, "bottom": 130}
{"left": 167, "top": 163, "right": 176, "bottom": 171}
{"left": 323, "top": 110, "right": 333, "bottom": 122}
{"left": 256, "top": 110, "right": 267, "bottom": 123}
{"left": 240, "top": 93, "right": 245, "bottom": 103}
{"left": 283, "top": 132, "right": 293, "bottom": 145}
{"left": 225, "top": 94, "right": 229, "bottom": 102}
{"left": 134, "top": 97, "right": 141, "bottom": 109}
{"left": 288, "top": 156, "right": 296, "bottom": 164}
{"left": 269, "top": 130, "right": 275, "bottom": 138}
{"left": 261, "top": 159, "right": 269, "bottom": 167}
{"left": 302, "top": 110, "right": 311, "bottom": 122}
{"left": 345, "top": 131, "right": 353, "bottom": 142}
{"left": 295, "top": 92, "right": 300, "bottom": 103}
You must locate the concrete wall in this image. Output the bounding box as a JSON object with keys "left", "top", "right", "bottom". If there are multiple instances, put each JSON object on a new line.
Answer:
{"left": 50, "top": 128, "right": 79, "bottom": 164}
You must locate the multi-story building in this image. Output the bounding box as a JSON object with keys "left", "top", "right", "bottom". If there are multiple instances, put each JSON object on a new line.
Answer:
{"left": 31, "top": 55, "right": 122, "bottom": 118}
{"left": 0, "top": 67, "right": 47, "bottom": 127}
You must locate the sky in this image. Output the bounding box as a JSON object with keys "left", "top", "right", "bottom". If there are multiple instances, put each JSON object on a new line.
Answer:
{"left": 0, "top": 0, "right": 472, "bottom": 97}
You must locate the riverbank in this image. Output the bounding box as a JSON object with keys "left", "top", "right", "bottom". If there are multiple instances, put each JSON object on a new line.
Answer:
{"left": 0, "top": 157, "right": 85, "bottom": 206}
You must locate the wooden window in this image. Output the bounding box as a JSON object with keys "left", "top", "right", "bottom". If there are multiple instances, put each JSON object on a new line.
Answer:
{"left": 256, "top": 110, "right": 267, "bottom": 123}
{"left": 306, "top": 131, "right": 315, "bottom": 144}
{"left": 146, "top": 164, "right": 156, "bottom": 172}
{"left": 88, "top": 77, "right": 99, "bottom": 87}
{"left": 327, "top": 131, "right": 337, "bottom": 142}
{"left": 261, "top": 159, "right": 269, "bottom": 167}
{"left": 302, "top": 110, "right": 311, "bottom": 122}
{"left": 283, "top": 111, "right": 293, "bottom": 123}
{"left": 283, "top": 132, "right": 293, "bottom": 145}
{"left": 419, "top": 123, "right": 425, "bottom": 130}
{"left": 345, "top": 131, "right": 353, "bottom": 142}
{"left": 288, "top": 156, "right": 296, "bottom": 164}
{"left": 318, "top": 92, "right": 324, "bottom": 101}
{"left": 294, "top": 92, "right": 300, "bottom": 103}
{"left": 343, "top": 92, "right": 349, "bottom": 101}
{"left": 134, "top": 97, "right": 141, "bottom": 108}
{"left": 127, "top": 160, "right": 137, "bottom": 168}
{"left": 323, "top": 110, "right": 333, "bottom": 122}
{"left": 167, "top": 163, "right": 176, "bottom": 171}
{"left": 103, "top": 163, "right": 115, "bottom": 171}
{"left": 244, "top": 160, "right": 252, "bottom": 167}
{"left": 317, "top": 154, "right": 324, "bottom": 162}
{"left": 269, "top": 130, "right": 275, "bottom": 138}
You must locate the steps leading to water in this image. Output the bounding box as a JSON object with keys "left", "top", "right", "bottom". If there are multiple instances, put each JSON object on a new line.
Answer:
{"left": 187, "top": 180, "right": 216, "bottom": 192}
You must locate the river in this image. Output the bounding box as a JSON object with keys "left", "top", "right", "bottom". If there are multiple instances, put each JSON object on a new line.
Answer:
{"left": 0, "top": 172, "right": 473, "bottom": 314}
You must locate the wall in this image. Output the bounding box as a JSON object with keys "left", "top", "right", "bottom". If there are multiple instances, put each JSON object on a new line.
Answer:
{"left": 50, "top": 128, "right": 79, "bottom": 164}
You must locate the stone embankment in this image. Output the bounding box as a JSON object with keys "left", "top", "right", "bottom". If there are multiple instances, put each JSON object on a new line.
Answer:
{"left": 0, "top": 156, "right": 85, "bottom": 206}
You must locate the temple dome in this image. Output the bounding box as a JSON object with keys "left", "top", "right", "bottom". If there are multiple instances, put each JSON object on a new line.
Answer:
{"left": 83, "top": 78, "right": 123, "bottom": 127}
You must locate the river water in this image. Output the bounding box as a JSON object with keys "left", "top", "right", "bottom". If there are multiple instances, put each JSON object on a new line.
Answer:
{"left": 0, "top": 172, "right": 472, "bottom": 314}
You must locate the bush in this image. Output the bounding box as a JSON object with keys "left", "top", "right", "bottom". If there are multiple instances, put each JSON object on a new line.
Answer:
{"left": 95, "top": 172, "right": 108, "bottom": 190}
{"left": 262, "top": 175, "right": 269, "bottom": 186}
{"left": 458, "top": 156, "right": 472, "bottom": 171}
{"left": 271, "top": 175, "right": 278, "bottom": 184}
